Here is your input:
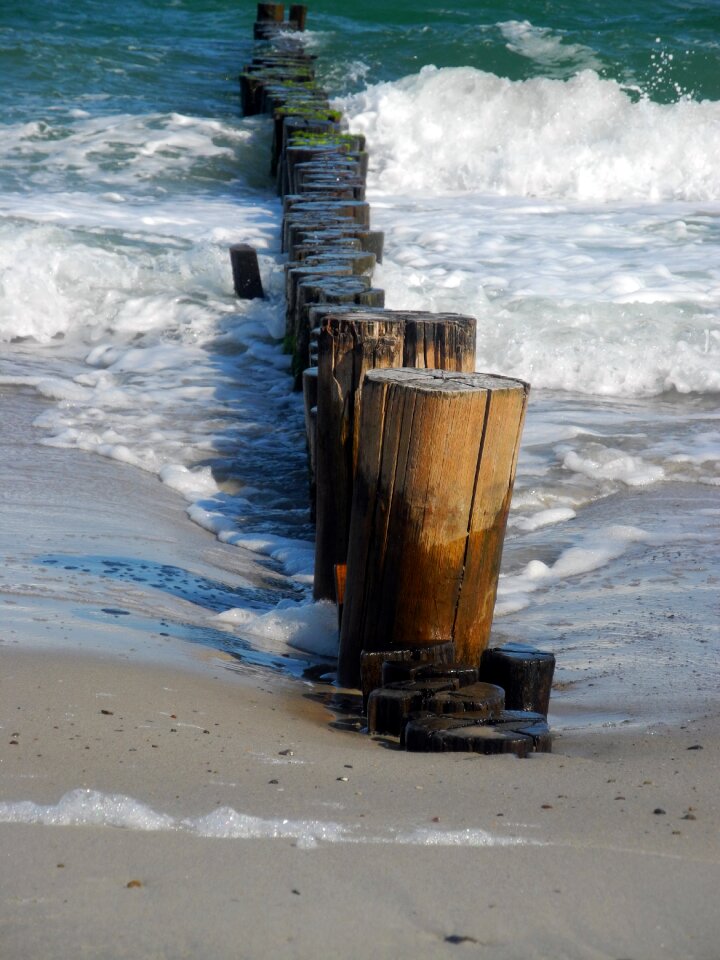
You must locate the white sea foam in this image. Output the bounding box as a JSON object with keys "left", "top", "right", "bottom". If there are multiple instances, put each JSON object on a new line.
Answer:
{"left": 368, "top": 196, "right": 720, "bottom": 399}
{"left": 216, "top": 598, "right": 338, "bottom": 658}
{"left": 496, "top": 524, "right": 649, "bottom": 615}
{"left": 340, "top": 66, "right": 720, "bottom": 201}
{"left": 511, "top": 507, "right": 577, "bottom": 532}
{"left": 0, "top": 789, "right": 175, "bottom": 832}
{"left": 213, "top": 531, "right": 315, "bottom": 582}
{"left": 498, "top": 20, "right": 603, "bottom": 74}
{"left": 393, "top": 826, "right": 528, "bottom": 847}
{"left": 0, "top": 789, "right": 530, "bottom": 849}
{"left": 0, "top": 112, "right": 268, "bottom": 193}
{"left": 562, "top": 446, "right": 665, "bottom": 486}
{"left": 343, "top": 67, "right": 720, "bottom": 401}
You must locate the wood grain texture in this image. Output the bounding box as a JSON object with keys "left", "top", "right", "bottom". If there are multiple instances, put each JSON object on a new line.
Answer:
{"left": 313, "top": 312, "right": 404, "bottom": 600}
{"left": 338, "top": 369, "right": 528, "bottom": 687}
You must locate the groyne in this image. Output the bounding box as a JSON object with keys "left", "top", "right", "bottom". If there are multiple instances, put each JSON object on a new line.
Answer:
{"left": 235, "top": 4, "right": 554, "bottom": 756}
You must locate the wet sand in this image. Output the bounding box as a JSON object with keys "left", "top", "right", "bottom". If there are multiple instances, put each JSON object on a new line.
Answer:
{"left": 1, "top": 384, "right": 720, "bottom": 959}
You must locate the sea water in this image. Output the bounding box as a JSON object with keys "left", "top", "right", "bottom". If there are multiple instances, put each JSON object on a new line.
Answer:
{"left": 0, "top": 0, "right": 718, "bottom": 732}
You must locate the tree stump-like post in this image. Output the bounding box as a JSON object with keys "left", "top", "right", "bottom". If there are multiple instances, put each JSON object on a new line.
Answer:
{"left": 313, "top": 312, "right": 404, "bottom": 600}
{"left": 337, "top": 368, "right": 529, "bottom": 688}
{"left": 313, "top": 311, "right": 477, "bottom": 601}
{"left": 479, "top": 642, "right": 556, "bottom": 716}
{"left": 289, "top": 5, "right": 307, "bottom": 29}
{"left": 294, "top": 278, "right": 384, "bottom": 380}
{"left": 401, "top": 313, "right": 476, "bottom": 372}
{"left": 229, "top": 244, "right": 264, "bottom": 300}
{"left": 256, "top": 3, "right": 284, "bottom": 22}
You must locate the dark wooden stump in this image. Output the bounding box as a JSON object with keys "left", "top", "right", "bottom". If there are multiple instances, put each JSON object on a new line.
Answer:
{"left": 367, "top": 679, "right": 459, "bottom": 736}
{"left": 381, "top": 661, "right": 479, "bottom": 688}
{"left": 419, "top": 723, "right": 534, "bottom": 756}
{"left": 403, "top": 710, "right": 551, "bottom": 754}
{"left": 256, "top": 3, "right": 285, "bottom": 22}
{"left": 427, "top": 681, "right": 505, "bottom": 718}
{"left": 479, "top": 642, "right": 556, "bottom": 716}
{"left": 289, "top": 5, "right": 308, "bottom": 30}
{"left": 359, "top": 641, "right": 455, "bottom": 707}
{"left": 229, "top": 244, "right": 264, "bottom": 300}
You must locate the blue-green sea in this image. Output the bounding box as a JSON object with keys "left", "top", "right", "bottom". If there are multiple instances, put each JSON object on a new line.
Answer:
{"left": 0, "top": 1, "right": 718, "bottom": 731}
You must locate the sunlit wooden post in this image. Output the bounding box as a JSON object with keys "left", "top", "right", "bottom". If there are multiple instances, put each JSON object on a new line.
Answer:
{"left": 313, "top": 311, "right": 476, "bottom": 601}
{"left": 338, "top": 368, "right": 529, "bottom": 687}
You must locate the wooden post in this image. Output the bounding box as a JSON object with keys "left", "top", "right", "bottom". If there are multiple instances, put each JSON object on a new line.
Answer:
{"left": 359, "top": 641, "right": 455, "bottom": 710}
{"left": 289, "top": 4, "right": 307, "bottom": 29}
{"left": 302, "top": 366, "right": 318, "bottom": 519}
{"left": 312, "top": 311, "right": 476, "bottom": 601}
{"left": 256, "top": 3, "right": 284, "bottom": 21}
{"left": 400, "top": 313, "right": 476, "bottom": 372}
{"left": 479, "top": 642, "right": 556, "bottom": 716}
{"left": 403, "top": 712, "right": 551, "bottom": 754}
{"left": 229, "top": 244, "right": 264, "bottom": 300}
{"left": 313, "top": 312, "right": 404, "bottom": 600}
{"left": 337, "top": 369, "right": 529, "bottom": 688}
{"left": 334, "top": 563, "right": 347, "bottom": 631}
{"left": 294, "top": 278, "right": 384, "bottom": 380}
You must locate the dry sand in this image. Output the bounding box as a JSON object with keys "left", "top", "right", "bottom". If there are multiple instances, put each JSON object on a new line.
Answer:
{"left": 1, "top": 384, "right": 719, "bottom": 959}
{"left": 1, "top": 647, "right": 719, "bottom": 960}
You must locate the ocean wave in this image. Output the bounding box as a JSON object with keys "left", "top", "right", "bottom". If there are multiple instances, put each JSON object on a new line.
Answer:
{"left": 0, "top": 111, "right": 267, "bottom": 193}
{"left": 497, "top": 19, "right": 603, "bottom": 74}
{"left": 339, "top": 65, "right": 720, "bottom": 202}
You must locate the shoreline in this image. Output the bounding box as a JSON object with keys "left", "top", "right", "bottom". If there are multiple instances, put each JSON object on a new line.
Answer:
{"left": 2, "top": 384, "right": 719, "bottom": 957}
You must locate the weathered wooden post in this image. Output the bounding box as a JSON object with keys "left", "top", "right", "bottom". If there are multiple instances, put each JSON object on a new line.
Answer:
{"left": 400, "top": 313, "right": 476, "bottom": 372}
{"left": 312, "top": 311, "right": 476, "bottom": 600}
{"left": 229, "top": 244, "right": 264, "bottom": 300}
{"left": 337, "top": 368, "right": 529, "bottom": 688}
{"left": 293, "top": 278, "right": 385, "bottom": 379}
{"left": 313, "top": 312, "right": 405, "bottom": 600}
{"left": 289, "top": 4, "right": 307, "bottom": 29}
{"left": 479, "top": 642, "right": 556, "bottom": 716}
{"left": 256, "top": 3, "right": 284, "bottom": 22}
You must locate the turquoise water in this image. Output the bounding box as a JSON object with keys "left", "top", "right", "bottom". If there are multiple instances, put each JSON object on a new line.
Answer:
{"left": 2, "top": 1, "right": 718, "bottom": 120}
{"left": 309, "top": 0, "right": 720, "bottom": 102}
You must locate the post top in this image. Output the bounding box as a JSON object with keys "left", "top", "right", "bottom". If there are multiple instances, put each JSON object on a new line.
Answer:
{"left": 363, "top": 368, "right": 530, "bottom": 394}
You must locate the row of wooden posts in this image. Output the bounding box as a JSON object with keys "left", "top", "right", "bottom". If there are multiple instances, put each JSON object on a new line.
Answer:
{"left": 234, "top": 6, "right": 555, "bottom": 753}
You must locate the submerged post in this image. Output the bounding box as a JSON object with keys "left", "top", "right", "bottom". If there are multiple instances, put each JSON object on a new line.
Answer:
{"left": 256, "top": 3, "right": 284, "bottom": 21}
{"left": 229, "top": 244, "right": 264, "bottom": 300}
{"left": 337, "top": 368, "right": 529, "bottom": 688}
{"left": 289, "top": 4, "right": 308, "bottom": 29}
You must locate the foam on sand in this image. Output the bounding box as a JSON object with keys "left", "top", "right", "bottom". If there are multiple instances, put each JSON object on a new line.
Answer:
{"left": 0, "top": 789, "right": 532, "bottom": 850}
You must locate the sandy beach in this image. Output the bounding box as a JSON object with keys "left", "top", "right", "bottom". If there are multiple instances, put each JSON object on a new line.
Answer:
{"left": 1, "top": 385, "right": 720, "bottom": 959}
{"left": 2, "top": 648, "right": 719, "bottom": 960}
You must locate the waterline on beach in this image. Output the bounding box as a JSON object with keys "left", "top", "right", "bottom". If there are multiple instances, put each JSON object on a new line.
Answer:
{"left": 0, "top": 788, "right": 535, "bottom": 850}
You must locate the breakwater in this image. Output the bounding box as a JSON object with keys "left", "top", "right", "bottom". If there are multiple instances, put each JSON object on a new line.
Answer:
{"left": 237, "top": 4, "right": 554, "bottom": 755}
